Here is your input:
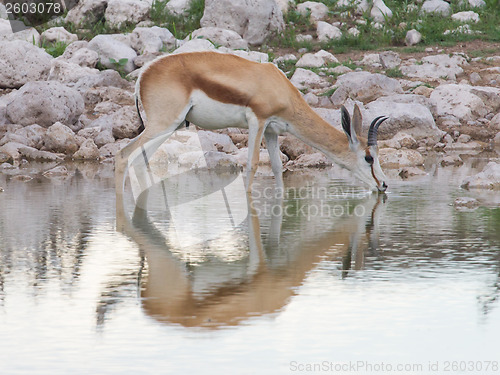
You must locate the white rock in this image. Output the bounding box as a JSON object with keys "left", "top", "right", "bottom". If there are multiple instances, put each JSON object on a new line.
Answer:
{"left": 296, "top": 50, "right": 338, "bottom": 68}
{"left": 130, "top": 26, "right": 176, "bottom": 54}
{"left": 0, "top": 20, "right": 41, "bottom": 45}
{"left": 316, "top": 21, "right": 342, "bottom": 42}
{"left": 166, "top": 0, "right": 192, "bottom": 15}
{"left": 337, "top": 0, "right": 370, "bottom": 14}
{"left": 65, "top": 0, "right": 108, "bottom": 26}
{"left": 420, "top": 0, "right": 451, "bottom": 16}
{"left": 401, "top": 54, "right": 467, "bottom": 81}
{"left": 430, "top": 84, "right": 490, "bottom": 122}
{"left": 330, "top": 71, "right": 403, "bottom": 104}
{"left": 188, "top": 27, "right": 248, "bottom": 50}
{"left": 405, "top": 29, "right": 422, "bottom": 46}
{"left": 461, "top": 162, "right": 500, "bottom": 190}
{"left": 370, "top": 0, "right": 393, "bottom": 23}
{"left": 360, "top": 53, "right": 381, "bottom": 67}
{"left": 285, "top": 153, "right": 329, "bottom": 169}
{"left": 363, "top": 100, "right": 441, "bottom": 140}
{"left": 347, "top": 27, "right": 360, "bottom": 37}
{"left": 172, "top": 38, "right": 216, "bottom": 53}
{"left": 60, "top": 45, "right": 99, "bottom": 68}
{"left": 378, "top": 148, "right": 424, "bottom": 168}
{"left": 73, "top": 139, "right": 100, "bottom": 159}
{"left": 451, "top": 11, "right": 480, "bottom": 23}
{"left": 6, "top": 81, "right": 84, "bottom": 127}
{"left": 48, "top": 60, "right": 99, "bottom": 83}
{"left": 290, "top": 68, "right": 329, "bottom": 90}
{"left": 227, "top": 49, "right": 269, "bottom": 63}
{"left": 90, "top": 106, "right": 141, "bottom": 139}
{"left": 0, "top": 41, "right": 52, "bottom": 88}
{"left": 459, "top": 0, "right": 485, "bottom": 7}
{"left": 379, "top": 51, "right": 401, "bottom": 69}
{"left": 200, "top": 0, "right": 284, "bottom": 46}
{"left": 88, "top": 34, "right": 137, "bottom": 74}
{"left": 297, "top": 1, "right": 329, "bottom": 21}
{"left": 105, "top": 0, "right": 151, "bottom": 28}
{"left": 296, "top": 34, "right": 314, "bottom": 43}
{"left": 41, "top": 27, "right": 78, "bottom": 44}
{"left": 44, "top": 122, "right": 79, "bottom": 154}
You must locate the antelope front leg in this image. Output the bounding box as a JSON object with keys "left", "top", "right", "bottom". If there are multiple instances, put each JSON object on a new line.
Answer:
{"left": 246, "top": 112, "right": 266, "bottom": 193}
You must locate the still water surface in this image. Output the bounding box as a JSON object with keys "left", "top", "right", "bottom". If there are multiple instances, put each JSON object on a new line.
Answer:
{"left": 0, "top": 158, "right": 499, "bottom": 375}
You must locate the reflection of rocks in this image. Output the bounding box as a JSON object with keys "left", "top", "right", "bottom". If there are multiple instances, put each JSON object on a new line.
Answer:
{"left": 454, "top": 197, "right": 480, "bottom": 209}
{"left": 461, "top": 162, "right": 500, "bottom": 190}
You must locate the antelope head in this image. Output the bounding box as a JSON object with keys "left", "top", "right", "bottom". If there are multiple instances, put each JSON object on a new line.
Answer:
{"left": 341, "top": 104, "right": 388, "bottom": 193}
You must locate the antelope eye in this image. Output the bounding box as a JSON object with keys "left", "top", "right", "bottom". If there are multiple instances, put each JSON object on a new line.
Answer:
{"left": 365, "top": 155, "right": 374, "bottom": 164}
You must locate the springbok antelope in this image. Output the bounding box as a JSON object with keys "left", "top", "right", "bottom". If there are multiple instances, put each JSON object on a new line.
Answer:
{"left": 115, "top": 51, "right": 389, "bottom": 197}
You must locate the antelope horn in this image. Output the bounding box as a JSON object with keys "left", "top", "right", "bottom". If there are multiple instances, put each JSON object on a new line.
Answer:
{"left": 367, "top": 116, "right": 389, "bottom": 147}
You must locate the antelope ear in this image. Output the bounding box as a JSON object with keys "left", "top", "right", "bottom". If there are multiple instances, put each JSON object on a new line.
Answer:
{"left": 352, "top": 104, "right": 363, "bottom": 138}
{"left": 341, "top": 105, "right": 359, "bottom": 149}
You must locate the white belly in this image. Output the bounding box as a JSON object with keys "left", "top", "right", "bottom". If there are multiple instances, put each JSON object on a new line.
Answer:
{"left": 186, "top": 90, "right": 249, "bottom": 130}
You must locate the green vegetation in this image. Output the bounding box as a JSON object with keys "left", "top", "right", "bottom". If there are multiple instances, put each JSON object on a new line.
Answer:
{"left": 150, "top": 0, "right": 205, "bottom": 39}
{"left": 266, "top": 0, "right": 500, "bottom": 53}
{"left": 40, "top": 40, "right": 68, "bottom": 57}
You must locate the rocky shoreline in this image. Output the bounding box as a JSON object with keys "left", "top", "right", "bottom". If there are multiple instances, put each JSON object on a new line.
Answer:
{"left": 0, "top": 0, "right": 499, "bottom": 190}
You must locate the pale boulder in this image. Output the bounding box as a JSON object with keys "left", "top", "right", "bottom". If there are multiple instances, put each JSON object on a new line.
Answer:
{"left": 405, "top": 29, "right": 422, "bottom": 46}
{"left": 130, "top": 26, "right": 176, "bottom": 54}
{"left": 44, "top": 122, "right": 79, "bottom": 154}
{"left": 370, "top": 0, "right": 393, "bottom": 23}
{"left": 166, "top": 0, "right": 192, "bottom": 15}
{"left": 60, "top": 42, "right": 99, "bottom": 68}
{"left": 172, "top": 38, "right": 216, "bottom": 54}
{"left": 290, "top": 68, "right": 329, "bottom": 91}
{"left": 330, "top": 71, "right": 403, "bottom": 104}
{"left": 297, "top": 1, "right": 329, "bottom": 21}
{"left": 6, "top": 81, "right": 84, "bottom": 127}
{"left": 420, "top": 0, "right": 451, "bottom": 16}
{"left": 188, "top": 27, "right": 248, "bottom": 50}
{"left": 364, "top": 100, "right": 441, "bottom": 140}
{"left": 41, "top": 27, "right": 78, "bottom": 44}
{"left": 65, "top": 0, "right": 108, "bottom": 26}
{"left": 296, "top": 50, "right": 338, "bottom": 68}
{"left": 316, "top": 21, "right": 342, "bottom": 42}
{"left": 48, "top": 60, "right": 100, "bottom": 83}
{"left": 88, "top": 34, "right": 137, "bottom": 74}
{"left": 401, "top": 54, "right": 467, "bottom": 81}
{"left": 378, "top": 148, "right": 424, "bottom": 168}
{"left": 200, "top": 0, "right": 284, "bottom": 46}
{"left": 0, "top": 41, "right": 52, "bottom": 89}
{"left": 73, "top": 139, "right": 100, "bottom": 159}
{"left": 105, "top": 0, "right": 151, "bottom": 28}
{"left": 429, "top": 84, "right": 489, "bottom": 122}
{"left": 452, "top": 11, "right": 480, "bottom": 23}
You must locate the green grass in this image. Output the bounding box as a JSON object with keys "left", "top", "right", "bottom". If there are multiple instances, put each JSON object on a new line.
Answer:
{"left": 150, "top": 0, "right": 205, "bottom": 39}
{"left": 41, "top": 40, "right": 68, "bottom": 57}
{"left": 268, "top": 0, "right": 500, "bottom": 53}
{"left": 385, "top": 67, "right": 404, "bottom": 78}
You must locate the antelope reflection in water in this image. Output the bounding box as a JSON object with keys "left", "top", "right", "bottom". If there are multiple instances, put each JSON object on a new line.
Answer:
{"left": 113, "top": 167, "right": 387, "bottom": 329}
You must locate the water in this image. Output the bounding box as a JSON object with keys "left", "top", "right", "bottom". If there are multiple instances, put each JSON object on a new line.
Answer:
{"left": 0, "top": 157, "right": 499, "bottom": 375}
